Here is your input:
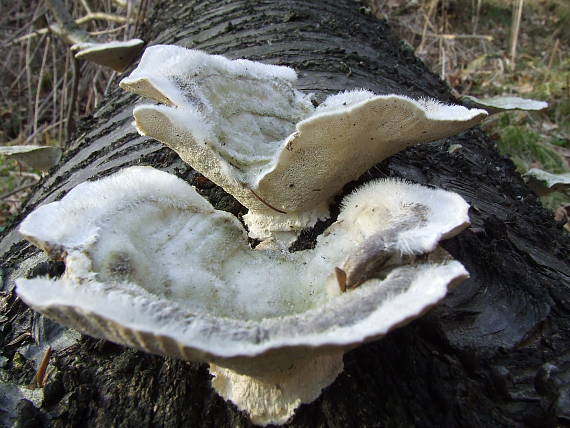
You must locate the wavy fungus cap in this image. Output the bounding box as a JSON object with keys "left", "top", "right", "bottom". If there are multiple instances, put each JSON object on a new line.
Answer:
{"left": 17, "top": 166, "right": 470, "bottom": 425}
{"left": 71, "top": 39, "right": 145, "bottom": 73}
{"left": 120, "top": 45, "right": 486, "bottom": 239}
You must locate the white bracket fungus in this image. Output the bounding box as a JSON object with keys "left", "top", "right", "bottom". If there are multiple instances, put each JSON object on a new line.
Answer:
{"left": 0, "top": 145, "right": 62, "bottom": 171}
{"left": 71, "top": 39, "right": 145, "bottom": 73}
{"left": 120, "top": 45, "right": 486, "bottom": 239}
{"left": 16, "top": 46, "right": 485, "bottom": 425}
{"left": 17, "top": 166, "right": 470, "bottom": 426}
{"left": 46, "top": 0, "right": 143, "bottom": 72}
{"left": 462, "top": 95, "right": 548, "bottom": 115}
{"left": 524, "top": 168, "right": 570, "bottom": 196}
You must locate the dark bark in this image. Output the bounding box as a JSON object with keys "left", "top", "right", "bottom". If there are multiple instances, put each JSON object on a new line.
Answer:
{"left": 1, "top": 1, "right": 569, "bottom": 427}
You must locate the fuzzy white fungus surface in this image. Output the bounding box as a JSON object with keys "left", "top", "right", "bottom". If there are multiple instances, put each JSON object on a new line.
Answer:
{"left": 120, "top": 45, "right": 486, "bottom": 238}
{"left": 17, "top": 167, "right": 470, "bottom": 426}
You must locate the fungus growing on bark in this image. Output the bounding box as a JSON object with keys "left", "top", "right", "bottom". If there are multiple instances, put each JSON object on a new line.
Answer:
{"left": 16, "top": 46, "right": 486, "bottom": 425}
{"left": 0, "top": 145, "right": 62, "bottom": 170}
{"left": 17, "top": 166, "right": 470, "bottom": 426}
{"left": 462, "top": 95, "right": 548, "bottom": 115}
{"left": 120, "top": 45, "right": 486, "bottom": 239}
{"left": 71, "top": 39, "right": 145, "bottom": 73}
{"left": 46, "top": 0, "right": 143, "bottom": 72}
{"left": 524, "top": 168, "right": 570, "bottom": 196}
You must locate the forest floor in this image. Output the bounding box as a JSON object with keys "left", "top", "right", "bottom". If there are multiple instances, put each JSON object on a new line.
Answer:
{"left": 0, "top": 0, "right": 569, "bottom": 230}
{"left": 370, "top": 0, "right": 570, "bottom": 229}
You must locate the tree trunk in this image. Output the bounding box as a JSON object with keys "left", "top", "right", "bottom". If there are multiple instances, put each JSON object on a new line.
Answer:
{"left": 1, "top": 1, "right": 569, "bottom": 427}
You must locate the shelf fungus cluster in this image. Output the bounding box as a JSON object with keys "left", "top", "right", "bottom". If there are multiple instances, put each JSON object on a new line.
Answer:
{"left": 119, "top": 45, "right": 486, "bottom": 240}
{"left": 16, "top": 46, "right": 487, "bottom": 426}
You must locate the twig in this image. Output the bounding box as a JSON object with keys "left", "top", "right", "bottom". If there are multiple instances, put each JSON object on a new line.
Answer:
{"left": 77, "top": 12, "right": 129, "bottom": 24}
{"left": 12, "top": 14, "right": 131, "bottom": 44}
{"left": 45, "top": 0, "right": 91, "bottom": 45}
{"left": 23, "top": 119, "right": 67, "bottom": 146}
{"left": 249, "top": 189, "right": 287, "bottom": 214}
{"left": 35, "top": 347, "right": 52, "bottom": 388}
{"left": 125, "top": 0, "right": 133, "bottom": 39}
{"left": 547, "top": 38, "right": 560, "bottom": 70}
{"left": 0, "top": 182, "right": 39, "bottom": 200}
{"left": 439, "top": 38, "right": 446, "bottom": 80}
{"left": 7, "top": 170, "right": 41, "bottom": 179}
{"left": 410, "top": 30, "right": 493, "bottom": 41}
{"left": 104, "top": 70, "right": 117, "bottom": 96}
{"left": 89, "top": 25, "right": 127, "bottom": 36}
{"left": 112, "top": 0, "right": 128, "bottom": 8}
{"left": 58, "top": 50, "right": 70, "bottom": 144}
{"left": 66, "top": 56, "right": 81, "bottom": 140}
{"left": 79, "top": 0, "right": 93, "bottom": 14}
{"left": 33, "top": 37, "right": 52, "bottom": 143}
{"left": 52, "top": 34, "right": 59, "bottom": 134}
{"left": 0, "top": 3, "right": 42, "bottom": 47}
{"left": 417, "top": 0, "right": 439, "bottom": 54}
{"left": 472, "top": 0, "right": 482, "bottom": 34}
{"left": 509, "top": 0, "right": 524, "bottom": 69}
{"left": 133, "top": 0, "right": 150, "bottom": 37}
{"left": 9, "top": 33, "right": 49, "bottom": 93}
{"left": 25, "top": 31, "right": 34, "bottom": 140}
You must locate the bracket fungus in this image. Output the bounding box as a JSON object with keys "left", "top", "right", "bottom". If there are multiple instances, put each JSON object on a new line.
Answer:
{"left": 46, "top": 0, "right": 144, "bottom": 72}
{"left": 16, "top": 46, "right": 486, "bottom": 425}
{"left": 524, "top": 168, "right": 570, "bottom": 196}
{"left": 0, "top": 145, "right": 62, "bottom": 171}
{"left": 119, "top": 45, "right": 486, "bottom": 239}
{"left": 71, "top": 39, "right": 145, "bottom": 73}
{"left": 462, "top": 95, "right": 548, "bottom": 115}
{"left": 17, "top": 167, "right": 470, "bottom": 425}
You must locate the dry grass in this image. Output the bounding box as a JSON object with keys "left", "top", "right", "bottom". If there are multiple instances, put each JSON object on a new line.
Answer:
{"left": 0, "top": 0, "right": 148, "bottom": 228}
{"left": 369, "top": 0, "right": 570, "bottom": 225}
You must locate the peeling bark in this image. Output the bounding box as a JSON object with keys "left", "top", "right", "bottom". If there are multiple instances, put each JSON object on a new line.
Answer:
{"left": 1, "top": 1, "right": 569, "bottom": 427}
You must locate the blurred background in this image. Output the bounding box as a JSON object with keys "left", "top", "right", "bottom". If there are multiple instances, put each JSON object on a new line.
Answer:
{"left": 370, "top": 0, "right": 569, "bottom": 226}
{"left": 0, "top": 0, "right": 568, "bottom": 229}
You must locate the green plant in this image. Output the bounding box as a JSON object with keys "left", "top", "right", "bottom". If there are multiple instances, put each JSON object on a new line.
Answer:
{"left": 495, "top": 120, "right": 566, "bottom": 172}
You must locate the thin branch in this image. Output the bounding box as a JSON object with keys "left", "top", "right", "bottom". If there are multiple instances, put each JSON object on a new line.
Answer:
{"left": 412, "top": 30, "right": 493, "bottom": 41}
{"left": 23, "top": 119, "right": 66, "bottom": 146}
{"left": 133, "top": 0, "right": 149, "bottom": 38}
{"left": 35, "top": 347, "right": 52, "bottom": 388}
{"left": 0, "top": 180, "right": 40, "bottom": 200}
{"left": 509, "top": 0, "right": 524, "bottom": 69}
{"left": 65, "top": 56, "right": 80, "bottom": 140}
{"left": 33, "top": 37, "right": 51, "bottom": 143}
{"left": 249, "top": 189, "right": 287, "bottom": 214}
{"left": 76, "top": 12, "right": 129, "bottom": 25}
{"left": 12, "top": 13, "right": 130, "bottom": 44}
{"left": 9, "top": 34, "right": 48, "bottom": 93}
{"left": 51, "top": 34, "right": 59, "bottom": 134}
{"left": 58, "top": 50, "right": 70, "bottom": 144}
{"left": 45, "top": 0, "right": 90, "bottom": 45}
{"left": 79, "top": 0, "right": 93, "bottom": 15}
{"left": 89, "top": 24, "right": 127, "bottom": 36}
